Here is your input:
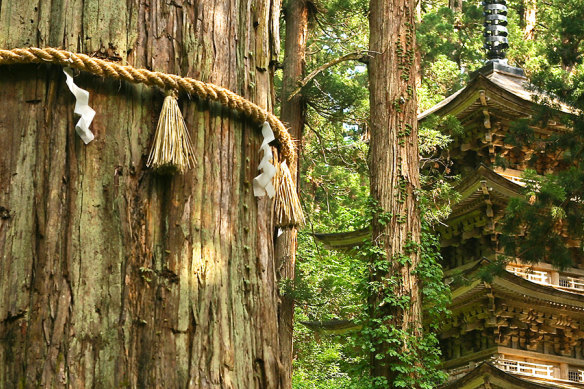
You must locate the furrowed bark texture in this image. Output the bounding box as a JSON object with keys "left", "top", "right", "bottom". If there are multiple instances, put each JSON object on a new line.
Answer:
{"left": 0, "top": 0, "right": 284, "bottom": 387}
{"left": 275, "top": 0, "right": 308, "bottom": 387}
{"left": 368, "top": 0, "right": 423, "bottom": 383}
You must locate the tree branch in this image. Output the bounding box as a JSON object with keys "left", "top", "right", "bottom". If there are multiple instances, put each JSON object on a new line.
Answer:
{"left": 287, "top": 51, "right": 373, "bottom": 101}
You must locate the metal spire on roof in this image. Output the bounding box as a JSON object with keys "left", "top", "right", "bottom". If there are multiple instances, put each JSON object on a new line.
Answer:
{"left": 483, "top": 0, "right": 509, "bottom": 61}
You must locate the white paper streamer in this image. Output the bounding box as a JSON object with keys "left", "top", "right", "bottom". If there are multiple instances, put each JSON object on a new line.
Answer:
{"left": 63, "top": 67, "right": 95, "bottom": 144}
{"left": 253, "top": 122, "right": 277, "bottom": 198}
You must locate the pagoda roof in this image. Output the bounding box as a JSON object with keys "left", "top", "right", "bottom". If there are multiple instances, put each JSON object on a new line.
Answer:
{"left": 418, "top": 63, "right": 574, "bottom": 123}
{"left": 448, "top": 165, "right": 522, "bottom": 219}
{"left": 441, "top": 362, "right": 584, "bottom": 389}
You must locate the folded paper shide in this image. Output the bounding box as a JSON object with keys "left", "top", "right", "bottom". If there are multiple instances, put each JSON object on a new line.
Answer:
{"left": 253, "top": 122, "right": 277, "bottom": 198}
{"left": 0, "top": 47, "right": 304, "bottom": 227}
{"left": 63, "top": 67, "right": 95, "bottom": 144}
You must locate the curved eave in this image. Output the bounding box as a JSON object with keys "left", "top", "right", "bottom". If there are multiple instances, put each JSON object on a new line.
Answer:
{"left": 451, "top": 270, "right": 584, "bottom": 311}
{"left": 494, "top": 271, "right": 584, "bottom": 311}
{"left": 442, "top": 362, "right": 584, "bottom": 389}
{"left": 456, "top": 165, "right": 523, "bottom": 199}
{"left": 312, "top": 228, "right": 369, "bottom": 250}
{"left": 447, "top": 165, "right": 523, "bottom": 219}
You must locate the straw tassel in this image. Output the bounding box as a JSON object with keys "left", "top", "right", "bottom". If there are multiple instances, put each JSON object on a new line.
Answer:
{"left": 147, "top": 91, "right": 196, "bottom": 174}
{"left": 274, "top": 160, "right": 305, "bottom": 228}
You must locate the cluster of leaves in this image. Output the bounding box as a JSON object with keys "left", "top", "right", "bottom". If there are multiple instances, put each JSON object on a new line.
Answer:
{"left": 353, "top": 221, "right": 450, "bottom": 389}
{"left": 416, "top": 3, "right": 484, "bottom": 111}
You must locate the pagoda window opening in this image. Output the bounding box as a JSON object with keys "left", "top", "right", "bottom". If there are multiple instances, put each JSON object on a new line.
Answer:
{"left": 569, "top": 369, "right": 584, "bottom": 382}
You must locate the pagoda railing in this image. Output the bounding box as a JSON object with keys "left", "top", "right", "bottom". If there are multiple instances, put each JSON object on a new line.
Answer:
{"left": 507, "top": 266, "right": 550, "bottom": 285}
{"left": 558, "top": 277, "right": 584, "bottom": 292}
{"left": 495, "top": 358, "right": 554, "bottom": 378}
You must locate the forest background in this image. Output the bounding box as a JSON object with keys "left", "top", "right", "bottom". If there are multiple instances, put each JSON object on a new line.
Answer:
{"left": 284, "top": 0, "right": 584, "bottom": 387}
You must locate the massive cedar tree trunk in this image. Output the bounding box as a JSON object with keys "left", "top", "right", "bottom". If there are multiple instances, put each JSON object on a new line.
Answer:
{"left": 0, "top": 0, "right": 286, "bottom": 387}
{"left": 276, "top": 0, "right": 308, "bottom": 387}
{"left": 368, "top": 0, "right": 422, "bottom": 384}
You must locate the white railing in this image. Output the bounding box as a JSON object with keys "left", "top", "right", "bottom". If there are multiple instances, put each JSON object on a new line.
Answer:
{"left": 558, "top": 277, "right": 584, "bottom": 291}
{"left": 495, "top": 359, "right": 554, "bottom": 378}
{"left": 499, "top": 173, "right": 527, "bottom": 186}
{"left": 507, "top": 267, "right": 550, "bottom": 286}
{"left": 569, "top": 370, "right": 584, "bottom": 382}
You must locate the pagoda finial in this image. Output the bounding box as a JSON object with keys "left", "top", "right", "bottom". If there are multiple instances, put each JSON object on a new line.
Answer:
{"left": 483, "top": 0, "right": 509, "bottom": 61}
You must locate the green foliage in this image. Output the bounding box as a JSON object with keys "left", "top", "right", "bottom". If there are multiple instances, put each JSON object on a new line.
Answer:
{"left": 419, "top": 115, "right": 462, "bottom": 223}
{"left": 292, "top": 120, "right": 454, "bottom": 388}
{"left": 416, "top": 3, "right": 485, "bottom": 111}
{"left": 339, "top": 219, "right": 450, "bottom": 389}
{"left": 287, "top": 1, "right": 469, "bottom": 387}
{"left": 497, "top": 0, "right": 584, "bottom": 271}
{"left": 533, "top": 0, "right": 584, "bottom": 70}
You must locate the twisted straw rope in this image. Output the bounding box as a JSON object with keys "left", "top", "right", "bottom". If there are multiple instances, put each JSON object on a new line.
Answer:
{"left": 0, "top": 47, "right": 295, "bottom": 164}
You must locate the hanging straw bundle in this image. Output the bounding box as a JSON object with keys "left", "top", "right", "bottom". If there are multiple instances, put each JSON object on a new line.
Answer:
{"left": 147, "top": 91, "right": 196, "bottom": 174}
{"left": 274, "top": 160, "right": 305, "bottom": 228}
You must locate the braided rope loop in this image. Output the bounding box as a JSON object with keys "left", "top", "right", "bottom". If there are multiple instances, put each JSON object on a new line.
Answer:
{"left": 0, "top": 47, "right": 295, "bottom": 164}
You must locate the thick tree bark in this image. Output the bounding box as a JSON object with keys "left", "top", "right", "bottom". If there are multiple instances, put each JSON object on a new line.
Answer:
{"left": 0, "top": 0, "right": 285, "bottom": 388}
{"left": 276, "top": 0, "right": 308, "bottom": 387}
{"left": 368, "top": 0, "right": 422, "bottom": 385}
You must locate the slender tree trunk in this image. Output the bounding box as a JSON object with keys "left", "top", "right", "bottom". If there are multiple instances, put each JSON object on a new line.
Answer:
{"left": 0, "top": 0, "right": 286, "bottom": 387}
{"left": 276, "top": 0, "right": 308, "bottom": 387}
{"left": 368, "top": 0, "right": 422, "bottom": 385}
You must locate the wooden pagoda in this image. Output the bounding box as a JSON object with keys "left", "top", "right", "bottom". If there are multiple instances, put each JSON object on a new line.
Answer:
{"left": 426, "top": 60, "right": 584, "bottom": 388}
{"left": 313, "top": 60, "right": 584, "bottom": 387}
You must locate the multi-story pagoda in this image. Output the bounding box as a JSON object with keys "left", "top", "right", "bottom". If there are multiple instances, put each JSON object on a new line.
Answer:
{"left": 421, "top": 1, "right": 584, "bottom": 387}
{"left": 314, "top": 1, "right": 584, "bottom": 387}
{"left": 314, "top": 57, "right": 583, "bottom": 385}
{"left": 426, "top": 62, "right": 584, "bottom": 389}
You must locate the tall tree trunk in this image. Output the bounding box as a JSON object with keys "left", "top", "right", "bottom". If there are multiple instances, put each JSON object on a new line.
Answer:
{"left": 368, "top": 0, "right": 422, "bottom": 385}
{"left": 448, "top": 0, "right": 463, "bottom": 13}
{"left": 0, "top": 0, "right": 286, "bottom": 387}
{"left": 276, "top": 0, "right": 308, "bottom": 387}
{"left": 523, "top": 0, "right": 537, "bottom": 40}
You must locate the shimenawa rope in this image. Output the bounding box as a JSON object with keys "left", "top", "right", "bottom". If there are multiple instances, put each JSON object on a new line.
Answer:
{"left": 0, "top": 47, "right": 304, "bottom": 227}
{"left": 0, "top": 47, "right": 295, "bottom": 165}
